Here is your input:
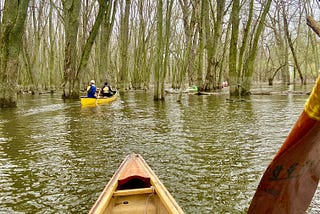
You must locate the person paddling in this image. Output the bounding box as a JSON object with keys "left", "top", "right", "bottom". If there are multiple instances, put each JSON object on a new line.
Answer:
{"left": 87, "top": 80, "right": 97, "bottom": 98}
{"left": 101, "top": 81, "right": 114, "bottom": 97}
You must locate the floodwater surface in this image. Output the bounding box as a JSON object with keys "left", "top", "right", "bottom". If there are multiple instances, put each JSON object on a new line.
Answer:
{"left": 0, "top": 86, "right": 319, "bottom": 213}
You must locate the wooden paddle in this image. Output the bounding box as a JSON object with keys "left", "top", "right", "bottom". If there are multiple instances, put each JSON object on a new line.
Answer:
{"left": 96, "top": 88, "right": 101, "bottom": 105}
{"left": 248, "top": 77, "right": 320, "bottom": 213}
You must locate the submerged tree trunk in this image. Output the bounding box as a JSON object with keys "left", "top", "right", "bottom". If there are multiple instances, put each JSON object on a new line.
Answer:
{"left": 99, "top": 0, "right": 117, "bottom": 83}
{"left": 204, "top": 0, "right": 225, "bottom": 91}
{"left": 132, "top": 0, "right": 149, "bottom": 90}
{"left": 0, "top": 0, "right": 29, "bottom": 108}
{"left": 177, "top": 0, "right": 194, "bottom": 102}
{"left": 160, "top": 0, "right": 174, "bottom": 99}
{"left": 179, "top": 0, "right": 197, "bottom": 87}
{"left": 229, "top": 0, "right": 272, "bottom": 97}
{"left": 76, "top": 0, "right": 109, "bottom": 89}
{"left": 21, "top": 0, "right": 45, "bottom": 94}
{"left": 242, "top": 0, "right": 272, "bottom": 95}
{"left": 237, "top": 0, "right": 254, "bottom": 94}
{"left": 62, "top": 0, "right": 81, "bottom": 99}
{"left": 197, "top": 0, "right": 204, "bottom": 91}
{"left": 118, "top": 0, "right": 131, "bottom": 90}
{"left": 48, "top": 0, "right": 58, "bottom": 91}
{"left": 62, "top": 0, "right": 108, "bottom": 99}
{"left": 154, "top": 0, "right": 164, "bottom": 100}
{"left": 228, "top": 0, "right": 240, "bottom": 97}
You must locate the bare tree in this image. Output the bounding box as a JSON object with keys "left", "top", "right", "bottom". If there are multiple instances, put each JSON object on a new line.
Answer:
{"left": 118, "top": 0, "right": 131, "bottom": 90}
{"left": 0, "top": 0, "right": 30, "bottom": 107}
{"left": 281, "top": 0, "right": 303, "bottom": 84}
{"left": 98, "top": 0, "right": 118, "bottom": 84}
{"left": 154, "top": 0, "right": 164, "bottom": 100}
{"left": 62, "top": 0, "right": 109, "bottom": 99}
{"left": 228, "top": 0, "right": 240, "bottom": 96}
{"left": 203, "top": 0, "right": 226, "bottom": 91}
{"left": 160, "top": 0, "right": 174, "bottom": 99}
{"left": 61, "top": 0, "right": 81, "bottom": 99}
{"left": 229, "top": 0, "right": 272, "bottom": 97}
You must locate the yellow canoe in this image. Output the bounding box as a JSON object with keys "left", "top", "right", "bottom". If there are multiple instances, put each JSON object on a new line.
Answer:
{"left": 89, "top": 154, "right": 184, "bottom": 214}
{"left": 80, "top": 91, "right": 118, "bottom": 106}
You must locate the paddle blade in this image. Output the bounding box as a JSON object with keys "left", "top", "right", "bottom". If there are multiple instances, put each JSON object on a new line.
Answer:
{"left": 248, "top": 77, "right": 320, "bottom": 213}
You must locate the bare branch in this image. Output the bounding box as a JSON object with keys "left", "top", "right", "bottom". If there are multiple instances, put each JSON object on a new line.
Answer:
{"left": 307, "top": 15, "right": 320, "bottom": 38}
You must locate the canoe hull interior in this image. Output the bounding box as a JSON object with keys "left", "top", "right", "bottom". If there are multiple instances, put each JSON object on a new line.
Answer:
{"left": 105, "top": 194, "right": 167, "bottom": 214}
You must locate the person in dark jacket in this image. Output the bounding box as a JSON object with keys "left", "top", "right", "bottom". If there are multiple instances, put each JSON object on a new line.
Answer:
{"left": 101, "top": 81, "right": 114, "bottom": 97}
{"left": 87, "top": 80, "right": 96, "bottom": 98}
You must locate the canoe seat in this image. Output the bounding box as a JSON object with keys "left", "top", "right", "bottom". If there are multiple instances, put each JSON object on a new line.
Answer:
{"left": 113, "top": 186, "right": 155, "bottom": 197}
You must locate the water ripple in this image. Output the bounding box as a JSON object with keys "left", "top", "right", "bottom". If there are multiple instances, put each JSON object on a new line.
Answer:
{"left": 0, "top": 92, "right": 317, "bottom": 213}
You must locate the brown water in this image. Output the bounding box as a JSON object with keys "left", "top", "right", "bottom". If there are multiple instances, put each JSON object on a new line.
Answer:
{"left": 0, "top": 87, "right": 319, "bottom": 213}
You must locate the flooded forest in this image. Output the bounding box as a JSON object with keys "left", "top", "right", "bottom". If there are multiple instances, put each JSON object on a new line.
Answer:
{"left": 0, "top": 0, "right": 320, "bottom": 105}
{"left": 2, "top": 1, "right": 320, "bottom": 213}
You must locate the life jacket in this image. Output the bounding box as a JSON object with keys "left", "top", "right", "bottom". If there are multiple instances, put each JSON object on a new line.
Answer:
{"left": 103, "top": 86, "right": 110, "bottom": 93}
{"left": 87, "top": 85, "right": 96, "bottom": 98}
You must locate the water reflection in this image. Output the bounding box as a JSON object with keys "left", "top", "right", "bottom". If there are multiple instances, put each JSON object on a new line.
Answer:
{"left": 0, "top": 91, "right": 318, "bottom": 213}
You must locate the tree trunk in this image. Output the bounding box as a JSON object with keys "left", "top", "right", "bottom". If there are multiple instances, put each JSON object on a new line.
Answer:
{"left": 237, "top": 0, "right": 254, "bottom": 90}
{"left": 281, "top": 1, "right": 303, "bottom": 85}
{"left": 154, "top": 0, "right": 163, "bottom": 100}
{"left": 119, "top": 0, "right": 130, "bottom": 90}
{"left": 204, "top": 0, "right": 225, "bottom": 91}
{"left": 21, "top": 0, "right": 45, "bottom": 94}
{"left": 242, "top": 0, "right": 272, "bottom": 95}
{"left": 228, "top": 0, "right": 240, "bottom": 97}
{"left": 179, "top": 0, "right": 197, "bottom": 87}
{"left": 0, "top": 0, "right": 29, "bottom": 108}
{"left": 307, "top": 16, "right": 320, "bottom": 78}
{"left": 132, "top": 0, "right": 146, "bottom": 89}
{"left": 197, "top": 0, "right": 205, "bottom": 91}
{"left": 62, "top": 0, "right": 81, "bottom": 99}
{"left": 48, "top": 0, "right": 57, "bottom": 91}
{"left": 98, "top": 0, "right": 117, "bottom": 84}
{"left": 160, "top": 0, "right": 174, "bottom": 99}
{"left": 177, "top": 0, "right": 196, "bottom": 102}
{"left": 62, "top": 0, "right": 108, "bottom": 99}
{"left": 202, "top": 0, "right": 212, "bottom": 91}
{"left": 76, "top": 0, "right": 109, "bottom": 88}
